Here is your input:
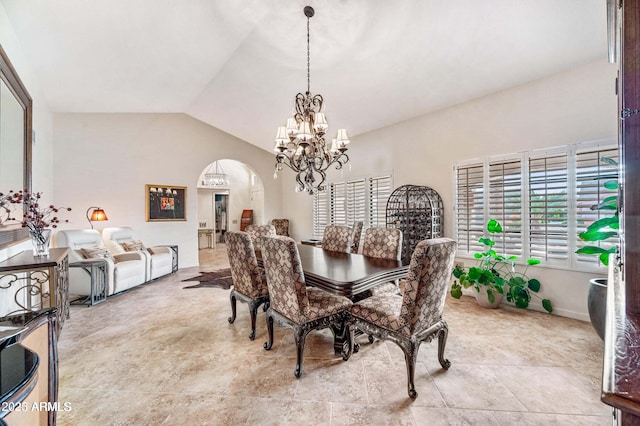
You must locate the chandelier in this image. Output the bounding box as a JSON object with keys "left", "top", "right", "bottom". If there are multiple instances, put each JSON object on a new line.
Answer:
{"left": 202, "top": 161, "right": 230, "bottom": 187}
{"left": 273, "top": 5, "right": 350, "bottom": 195}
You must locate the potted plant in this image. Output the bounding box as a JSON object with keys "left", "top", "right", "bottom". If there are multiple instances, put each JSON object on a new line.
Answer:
{"left": 576, "top": 157, "right": 619, "bottom": 340}
{"left": 451, "top": 219, "right": 553, "bottom": 313}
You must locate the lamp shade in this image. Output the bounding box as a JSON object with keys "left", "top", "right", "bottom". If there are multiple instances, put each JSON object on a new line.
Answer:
{"left": 313, "top": 112, "right": 328, "bottom": 132}
{"left": 336, "top": 128, "right": 350, "bottom": 145}
{"left": 86, "top": 206, "right": 108, "bottom": 229}
{"left": 297, "top": 121, "right": 313, "bottom": 141}
{"left": 90, "top": 208, "right": 108, "bottom": 221}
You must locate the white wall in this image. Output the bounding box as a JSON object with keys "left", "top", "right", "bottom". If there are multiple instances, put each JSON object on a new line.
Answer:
{"left": 0, "top": 4, "right": 55, "bottom": 261}
{"left": 284, "top": 59, "right": 618, "bottom": 321}
{"left": 52, "top": 113, "right": 283, "bottom": 268}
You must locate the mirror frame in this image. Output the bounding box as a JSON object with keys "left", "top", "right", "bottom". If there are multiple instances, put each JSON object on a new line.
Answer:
{"left": 0, "top": 43, "right": 33, "bottom": 249}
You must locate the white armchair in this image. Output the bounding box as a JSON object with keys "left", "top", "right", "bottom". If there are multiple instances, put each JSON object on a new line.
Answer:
{"left": 56, "top": 229, "right": 147, "bottom": 296}
{"left": 102, "top": 227, "right": 174, "bottom": 281}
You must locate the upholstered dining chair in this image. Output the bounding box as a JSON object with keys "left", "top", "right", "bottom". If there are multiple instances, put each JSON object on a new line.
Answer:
{"left": 260, "top": 235, "right": 354, "bottom": 378}
{"left": 361, "top": 227, "right": 404, "bottom": 295}
{"left": 349, "top": 221, "right": 364, "bottom": 254}
{"left": 350, "top": 238, "right": 457, "bottom": 399}
{"left": 321, "top": 225, "right": 353, "bottom": 253}
{"left": 226, "top": 231, "right": 269, "bottom": 340}
{"left": 270, "top": 218, "right": 290, "bottom": 237}
{"left": 245, "top": 224, "right": 276, "bottom": 251}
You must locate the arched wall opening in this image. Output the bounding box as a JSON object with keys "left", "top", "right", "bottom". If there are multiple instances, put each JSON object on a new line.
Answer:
{"left": 196, "top": 159, "right": 265, "bottom": 248}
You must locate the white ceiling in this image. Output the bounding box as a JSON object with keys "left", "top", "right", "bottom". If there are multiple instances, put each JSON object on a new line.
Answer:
{"left": 2, "top": 0, "right": 607, "bottom": 153}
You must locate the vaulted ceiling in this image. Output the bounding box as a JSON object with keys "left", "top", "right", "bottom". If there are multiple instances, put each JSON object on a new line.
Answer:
{"left": 2, "top": 0, "right": 607, "bottom": 152}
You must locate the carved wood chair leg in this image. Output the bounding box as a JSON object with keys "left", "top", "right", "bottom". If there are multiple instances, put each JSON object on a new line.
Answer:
{"left": 227, "top": 292, "right": 237, "bottom": 324}
{"left": 293, "top": 327, "right": 309, "bottom": 378}
{"left": 437, "top": 323, "right": 451, "bottom": 370}
{"left": 248, "top": 301, "right": 259, "bottom": 340}
{"left": 263, "top": 315, "right": 274, "bottom": 350}
{"left": 342, "top": 325, "right": 354, "bottom": 361}
{"left": 402, "top": 340, "right": 420, "bottom": 399}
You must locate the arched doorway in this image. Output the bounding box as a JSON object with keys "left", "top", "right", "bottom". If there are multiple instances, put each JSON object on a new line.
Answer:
{"left": 196, "top": 159, "right": 265, "bottom": 250}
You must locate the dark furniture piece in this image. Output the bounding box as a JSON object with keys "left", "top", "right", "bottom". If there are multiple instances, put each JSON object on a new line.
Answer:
{"left": 240, "top": 209, "right": 253, "bottom": 232}
{"left": 602, "top": 1, "right": 640, "bottom": 423}
{"left": 386, "top": 185, "right": 443, "bottom": 264}
{"left": 351, "top": 238, "right": 457, "bottom": 399}
{"left": 0, "top": 248, "right": 70, "bottom": 337}
{"left": 256, "top": 244, "right": 409, "bottom": 298}
{"left": 260, "top": 236, "right": 353, "bottom": 378}
{"left": 0, "top": 308, "right": 59, "bottom": 425}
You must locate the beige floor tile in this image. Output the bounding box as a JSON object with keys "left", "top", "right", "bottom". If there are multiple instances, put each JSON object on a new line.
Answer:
{"left": 53, "top": 245, "right": 609, "bottom": 425}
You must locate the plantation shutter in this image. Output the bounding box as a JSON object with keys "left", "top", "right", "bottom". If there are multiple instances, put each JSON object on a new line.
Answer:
{"left": 455, "top": 163, "right": 485, "bottom": 253}
{"left": 369, "top": 175, "right": 392, "bottom": 227}
{"left": 346, "top": 179, "right": 366, "bottom": 225}
{"left": 528, "top": 153, "right": 569, "bottom": 261}
{"left": 312, "top": 190, "right": 328, "bottom": 239}
{"left": 488, "top": 158, "right": 523, "bottom": 256}
{"left": 575, "top": 147, "right": 619, "bottom": 265}
{"left": 330, "top": 182, "right": 347, "bottom": 225}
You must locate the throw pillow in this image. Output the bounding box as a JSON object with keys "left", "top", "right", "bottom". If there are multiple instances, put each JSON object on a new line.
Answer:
{"left": 81, "top": 246, "right": 113, "bottom": 260}
{"left": 121, "top": 240, "right": 146, "bottom": 252}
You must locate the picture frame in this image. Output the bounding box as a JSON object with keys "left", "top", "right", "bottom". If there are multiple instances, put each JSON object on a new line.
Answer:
{"left": 146, "top": 184, "right": 187, "bottom": 222}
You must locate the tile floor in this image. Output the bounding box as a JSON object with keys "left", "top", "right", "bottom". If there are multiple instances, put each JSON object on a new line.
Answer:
{"left": 56, "top": 244, "right": 611, "bottom": 425}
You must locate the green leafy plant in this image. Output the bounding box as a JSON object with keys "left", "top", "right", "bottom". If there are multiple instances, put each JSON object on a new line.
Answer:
{"left": 451, "top": 219, "right": 552, "bottom": 313}
{"left": 576, "top": 157, "right": 619, "bottom": 266}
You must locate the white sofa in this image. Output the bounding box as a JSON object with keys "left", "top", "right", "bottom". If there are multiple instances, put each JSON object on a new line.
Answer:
{"left": 56, "top": 229, "right": 147, "bottom": 296}
{"left": 102, "top": 227, "right": 174, "bottom": 281}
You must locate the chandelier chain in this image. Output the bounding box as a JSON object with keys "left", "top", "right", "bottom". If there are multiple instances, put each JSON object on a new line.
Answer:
{"left": 307, "top": 15, "right": 310, "bottom": 94}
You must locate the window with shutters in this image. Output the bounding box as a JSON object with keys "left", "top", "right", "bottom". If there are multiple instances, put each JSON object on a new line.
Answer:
{"left": 454, "top": 141, "right": 617, "bottom": 271}
{"left": 489, "top": 158, "right": 523, "bottom": 257}
{"left": 529, "top": 152, "right": 569, "bottom": 263}
{"left": 455, "top": 163, "right": 485, "bottom": 253}
{"left": 312, "top": 173, "right": 393, "bottom": 239}
{"left": 575, "top": 147, "right": 619, "bottom": 266}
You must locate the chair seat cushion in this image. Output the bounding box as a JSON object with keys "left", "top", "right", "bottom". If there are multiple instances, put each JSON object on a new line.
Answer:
{"left": 305, "top": 287, "right": 352, "bottom": 321}
{"left": 351, "top": 293, "right": 404, "bottom": 332}
{"left": 239, "top": 281, "right": 269, "bottom": 299}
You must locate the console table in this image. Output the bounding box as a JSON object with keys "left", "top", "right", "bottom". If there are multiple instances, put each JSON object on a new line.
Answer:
{"left": 0, "top": 248, "right": 70, "bottom": 337}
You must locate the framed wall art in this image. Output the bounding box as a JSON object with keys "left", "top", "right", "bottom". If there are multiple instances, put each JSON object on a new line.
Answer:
{"left": 146, "top": 184, "right": 187, "bottom": 222}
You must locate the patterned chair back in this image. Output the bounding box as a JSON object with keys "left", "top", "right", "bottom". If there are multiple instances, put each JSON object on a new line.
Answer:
{"left": 245, "top": 224, "right": 276, "bottom": 250}
{"left": 399, "top": 238, "right": 457, "bottom": 336}
{"left": 350, "top": 221, "right": 364, "bottom": 254}
{"left": 322, "top": 225, "right": 353, "bottom": 253}
{"left": 362, "top": 227, "right": 403, "bottom": 260}
{"left": 260, "top": 235, "right": 309, "bottom": 324}
{"left": 271, "top": 219, "right": 290, "bottom": 237}
{"left": 226, "top": 231, "right": 266, "bottom": 298}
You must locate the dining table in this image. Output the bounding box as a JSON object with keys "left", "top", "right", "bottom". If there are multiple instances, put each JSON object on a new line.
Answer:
{"left": 256, "top": 244, "right": 410, "bottom": 353}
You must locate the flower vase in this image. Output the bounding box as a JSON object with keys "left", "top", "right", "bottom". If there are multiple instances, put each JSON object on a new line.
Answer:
{"left": 29, "top": 228, "right": 52, "bottom": 256}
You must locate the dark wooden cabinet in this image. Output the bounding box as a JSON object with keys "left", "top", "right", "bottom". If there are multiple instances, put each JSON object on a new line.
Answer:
{"left": 240, "top": 209, "right": 253, "bottom": 232}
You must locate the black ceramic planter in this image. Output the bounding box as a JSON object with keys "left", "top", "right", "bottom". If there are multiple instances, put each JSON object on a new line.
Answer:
{"left": 588, "top": 278, "right": 607, "bottom": 341}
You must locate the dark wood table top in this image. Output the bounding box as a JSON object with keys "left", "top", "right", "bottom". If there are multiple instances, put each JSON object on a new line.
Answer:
{"left": 0, "top": 248, "right": 70, "bottom": 272}
{"left": 257, "top": 244, "right": 409, "bottom": 298}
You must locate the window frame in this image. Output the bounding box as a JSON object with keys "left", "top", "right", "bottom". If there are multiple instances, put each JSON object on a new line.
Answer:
{"left": 454, "top": 140, "right": 617, "bottom": 273}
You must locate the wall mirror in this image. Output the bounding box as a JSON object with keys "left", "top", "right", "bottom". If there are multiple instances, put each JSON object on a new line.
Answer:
{"left": 0, "top": 43, "right": 32, "bottom": 249}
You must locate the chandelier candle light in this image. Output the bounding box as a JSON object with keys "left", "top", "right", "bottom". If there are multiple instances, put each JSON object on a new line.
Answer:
{"left": 273, "top": 6, "right": 350, "bottom": 195}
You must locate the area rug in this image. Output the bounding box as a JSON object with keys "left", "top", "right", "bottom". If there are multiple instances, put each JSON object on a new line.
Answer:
{"left": 182, "top": 268, "right": 233, "bottom": 289}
